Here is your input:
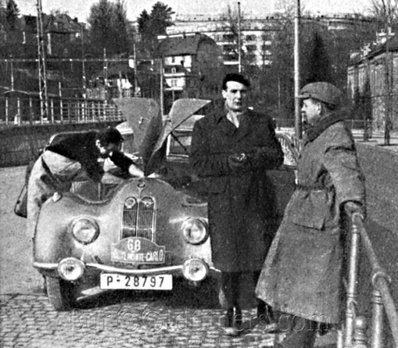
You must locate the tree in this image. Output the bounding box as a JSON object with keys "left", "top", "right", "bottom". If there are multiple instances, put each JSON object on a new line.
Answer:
{"left": 303, "top": 31, "right": 334, "bottom": 84}
{"left": 5, "top": 0, "right": 19, "bottom": 31}
{"left": 87, "top": 0, "right": 131, "bottom": 56}
{"left": 369, "top": 0, "right": 398, "bottom": 25}
{"left": 362, "top": 77, "right": 373, "bottom": 141}
{"left": 137, "top": 2, "right": 174, "bottom": 54}
{"left": 368, "top": 0, "right": 397, "bottom": 144}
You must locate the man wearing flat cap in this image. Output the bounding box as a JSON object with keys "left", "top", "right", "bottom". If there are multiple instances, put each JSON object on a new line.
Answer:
{"left": 256, "top": 82, "right": 366, "bottom": 347}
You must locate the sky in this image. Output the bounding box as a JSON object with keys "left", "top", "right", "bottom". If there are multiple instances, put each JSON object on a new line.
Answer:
{"left": 17, "top": 0, "right": 373, "bottom": 23}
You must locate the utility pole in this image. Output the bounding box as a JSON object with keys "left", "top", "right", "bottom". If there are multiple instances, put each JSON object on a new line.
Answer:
{"left": 36, "top": 0, "right": 49, "bottom": 122}
{"left": 237, "top": 2, "right": 242, "bottom": 73}
{"left": 103, "top": 48, "right": 108, "bottom": 99}
{"left": 384, "top": 24, "right": 392, "bottom": 145}
{"left": 160, "top": 57, "right": 164, "bottom": 116}
{"left": 294, "top": 0, "right": 302, "bottom": 139}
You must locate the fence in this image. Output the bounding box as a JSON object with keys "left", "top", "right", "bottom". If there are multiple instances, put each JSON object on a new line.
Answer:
{"left": 343, "top": 212, "right": 398, "bottom": 348}
{"left": 0, "top": 95, "right": 124, "bottom": 127}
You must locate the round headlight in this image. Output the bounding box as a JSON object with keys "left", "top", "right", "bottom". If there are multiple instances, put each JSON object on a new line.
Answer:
{"left": 71, "top": 218, "right": 99, "bottom": 244}
{"left": 58, "top": 257, "right": 85, "bottom": 281}
{"left": 182, "top": 218, "right": 208, "bottom": 245}
{"left": 183, "top": 258, "right": 208, "bottom": 282}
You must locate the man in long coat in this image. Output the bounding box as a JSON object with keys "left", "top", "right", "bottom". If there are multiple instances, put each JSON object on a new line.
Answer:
{"left": 191, "top": 73, "right": 284, "bottom": 335}
{"left": 255, "top": 82, "right": 366, "bottom": 347}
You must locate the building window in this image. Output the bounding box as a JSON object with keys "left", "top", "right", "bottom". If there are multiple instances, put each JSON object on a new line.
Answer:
{"left": 245, "top": 34, "right": 256, "bottom": 41}
{"left": 246, "top": 44, "right": 257, "bottom": 52}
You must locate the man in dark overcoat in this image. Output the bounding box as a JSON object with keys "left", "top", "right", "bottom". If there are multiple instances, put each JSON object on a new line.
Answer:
{"left": 255, "top": 82, "right": 366, "bottom": 347}
{"left": 191, "top": 73, "right": 284, "bottom": 335}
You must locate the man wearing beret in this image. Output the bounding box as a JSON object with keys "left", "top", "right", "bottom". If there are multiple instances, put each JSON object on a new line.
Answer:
{"left": 27, "top": 127, "right": 144, "bottom": 239}
{"left": 191, "top": 73, "right": 284, "bottom": 335}
{"left": 255, "top": 82, "right": 366, "bottom": 347}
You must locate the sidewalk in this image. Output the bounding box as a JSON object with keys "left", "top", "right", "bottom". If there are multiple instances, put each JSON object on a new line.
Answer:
{"left": 352, "top": 130, "right": 398, "bottom": 152}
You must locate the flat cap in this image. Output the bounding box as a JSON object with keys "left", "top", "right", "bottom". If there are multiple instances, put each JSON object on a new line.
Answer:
{"left": 299, "top": 82, "right": 342, "bottom": 106}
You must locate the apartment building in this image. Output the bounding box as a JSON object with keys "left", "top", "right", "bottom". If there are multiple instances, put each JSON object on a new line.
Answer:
{"left": 165, "top": 13, "right": 377, "bottom": 68}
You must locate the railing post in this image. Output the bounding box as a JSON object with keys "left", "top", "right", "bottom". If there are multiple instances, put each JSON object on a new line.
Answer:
{"left": 29, "top": 97, "right": 33, "bottom": 125}
{"left": 371, "top": 290, "right": 384, "bottom": 348}
{"left": 50, "top": 98, "right": 54, "bottom": 123}
{"left": 60, "top": 98, "right": 63, "bottom": 123}
{"left": 353, "top": 316, "right": 368, "bottom": 348}
{"left": 345, "top": 217, "right": 361, "bottom": 347}
{"left": 5, "top": 97, "right": 9, "bottom": 125}
{"left": 16, "top": 97, "right": 21, "bottom": 125}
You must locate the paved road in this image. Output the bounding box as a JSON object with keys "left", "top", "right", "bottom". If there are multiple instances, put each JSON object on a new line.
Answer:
{"left": 0, "top": 162, "right": 396, "bottom": 347}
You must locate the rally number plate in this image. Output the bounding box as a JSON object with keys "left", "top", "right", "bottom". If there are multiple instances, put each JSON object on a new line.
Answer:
{"left": 100, "top": 273, "right": 172, "bottom": 290}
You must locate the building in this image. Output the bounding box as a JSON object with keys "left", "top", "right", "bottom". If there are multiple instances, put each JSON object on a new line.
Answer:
{"left": 0, "top": 13, "right": 86, "bottom": 97}
{"left": 347, "top": 30, "right": 398, "bottom": 133}
{"left": 165, "top": 13, "right": 377, "bottom": 69}
{"left": 157, "top": 33, "right": 222, "bottom": 107}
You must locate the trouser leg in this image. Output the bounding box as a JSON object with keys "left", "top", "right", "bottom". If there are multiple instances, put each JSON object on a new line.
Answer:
{"left": 253, "top": 270, "right": 274, "bottom": 322}
{"left": 221, "top": 271, "right": 241, "bottom": 309}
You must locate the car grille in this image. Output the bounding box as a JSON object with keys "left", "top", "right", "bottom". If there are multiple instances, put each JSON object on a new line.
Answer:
{"left": 122, "top": 196, "right": 156, "bottom": 240}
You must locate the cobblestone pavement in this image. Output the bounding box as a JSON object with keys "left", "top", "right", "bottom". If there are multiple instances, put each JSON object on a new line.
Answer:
{"left": 0, "top": 286, "right": 338, "bottom": 348}
{"left": 0, "top": 290, "right": 287, "bottom": 348}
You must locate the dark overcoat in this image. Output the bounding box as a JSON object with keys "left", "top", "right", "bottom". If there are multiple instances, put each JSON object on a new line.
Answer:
{"left": 255, "top": 113, "right": 366, "bottom": 323}
{"left": 190, "top": 107, "right": 284, "bottom": 272}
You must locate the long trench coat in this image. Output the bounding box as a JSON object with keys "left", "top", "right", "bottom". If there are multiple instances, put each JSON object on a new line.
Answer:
{"left": 190, "top": 108, "right": 284, "bottom": 272}
{"left": 255, "top": 113, "right": 366, "bottom": 323}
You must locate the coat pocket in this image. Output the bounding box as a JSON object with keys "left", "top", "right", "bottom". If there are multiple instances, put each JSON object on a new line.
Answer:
{"left": 288, "top": 189, "right": 329, "bottom": 230}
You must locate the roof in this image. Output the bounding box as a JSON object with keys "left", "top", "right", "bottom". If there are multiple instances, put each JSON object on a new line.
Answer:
{"left": 157, "top": 33, "right": 215, "bottom": 57}
{"left": 349, "top": 33, "right": 398, "bottom": 66}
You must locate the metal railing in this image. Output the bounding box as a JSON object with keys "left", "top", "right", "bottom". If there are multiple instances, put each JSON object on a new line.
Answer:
{"left": 344, "top": 212, "right": 398, "bottom": 348}
{"left": 0, "top": 96, "right": 124, "bottom": 127}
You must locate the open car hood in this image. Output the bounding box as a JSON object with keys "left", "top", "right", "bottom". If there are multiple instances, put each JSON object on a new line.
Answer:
{"left": 145, "top": 98, "right": 211, "bottom": 175}
{"left": 113, "top": 97, "right": 160, "bottom": 150}
{"left": 114, "top": 97, "right": 210, "bottom": 175}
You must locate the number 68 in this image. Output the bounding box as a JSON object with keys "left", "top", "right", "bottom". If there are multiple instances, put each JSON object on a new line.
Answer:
{"left": 127, "top": 239, "right": 141, "bottom": 251}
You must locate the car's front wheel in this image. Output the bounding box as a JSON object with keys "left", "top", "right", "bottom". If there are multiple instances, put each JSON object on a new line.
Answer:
{"left": 46, "top": 276, "right": 76, "bottom": 311}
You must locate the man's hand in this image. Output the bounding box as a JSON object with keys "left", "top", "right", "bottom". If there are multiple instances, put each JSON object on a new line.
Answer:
{"left": 228, "top": 153, "right": 251, "bottom": 172}
{"left": 128, "top": 164, "right": 144, "bottom": 178}
{"left": 344, "top": 201, "right": 365, "bottom": 219}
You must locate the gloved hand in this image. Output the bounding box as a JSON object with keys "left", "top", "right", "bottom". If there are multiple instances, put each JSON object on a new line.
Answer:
{"left": 228, "top": 153, "right": 251, "bottom": 173}
{"left": 344, "top": 201, "right": 366, "bottom": 219}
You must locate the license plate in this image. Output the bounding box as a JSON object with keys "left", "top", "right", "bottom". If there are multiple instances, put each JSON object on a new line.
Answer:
{"left": 100, "top": 273, "right": 172, "bottom": 290}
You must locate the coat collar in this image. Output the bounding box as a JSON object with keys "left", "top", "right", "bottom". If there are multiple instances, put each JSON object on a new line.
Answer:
{"left": 304, "top": 111, "right": 345, "bottom": 143}
{"left": 214, "top": 107, "right": 253, "bottom": 139}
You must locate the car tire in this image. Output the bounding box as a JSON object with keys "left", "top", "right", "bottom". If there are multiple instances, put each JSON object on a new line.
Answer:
{"left": 46, "top": 276, "right": 76, "bottom": 311}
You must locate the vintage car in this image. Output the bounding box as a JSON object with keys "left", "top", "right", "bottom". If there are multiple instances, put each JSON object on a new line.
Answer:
{"left": 32, "top": 98, "right": 299, "bottom": 311}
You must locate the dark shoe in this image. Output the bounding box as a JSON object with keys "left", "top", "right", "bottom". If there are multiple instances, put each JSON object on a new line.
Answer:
{"left": 234, "top": 307, "right": 242, "bottom": 329}
{"left": 223, "top": 307, "right": 242, "bottom": 336}
{"left": 276, "top": 320, "right": 317, "bottom": 348}
{"left": 257, "top": 303, "right": 278, "bottom": 333}
{"left": 317, "top": 322, "right": 333, "bottom": 336}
